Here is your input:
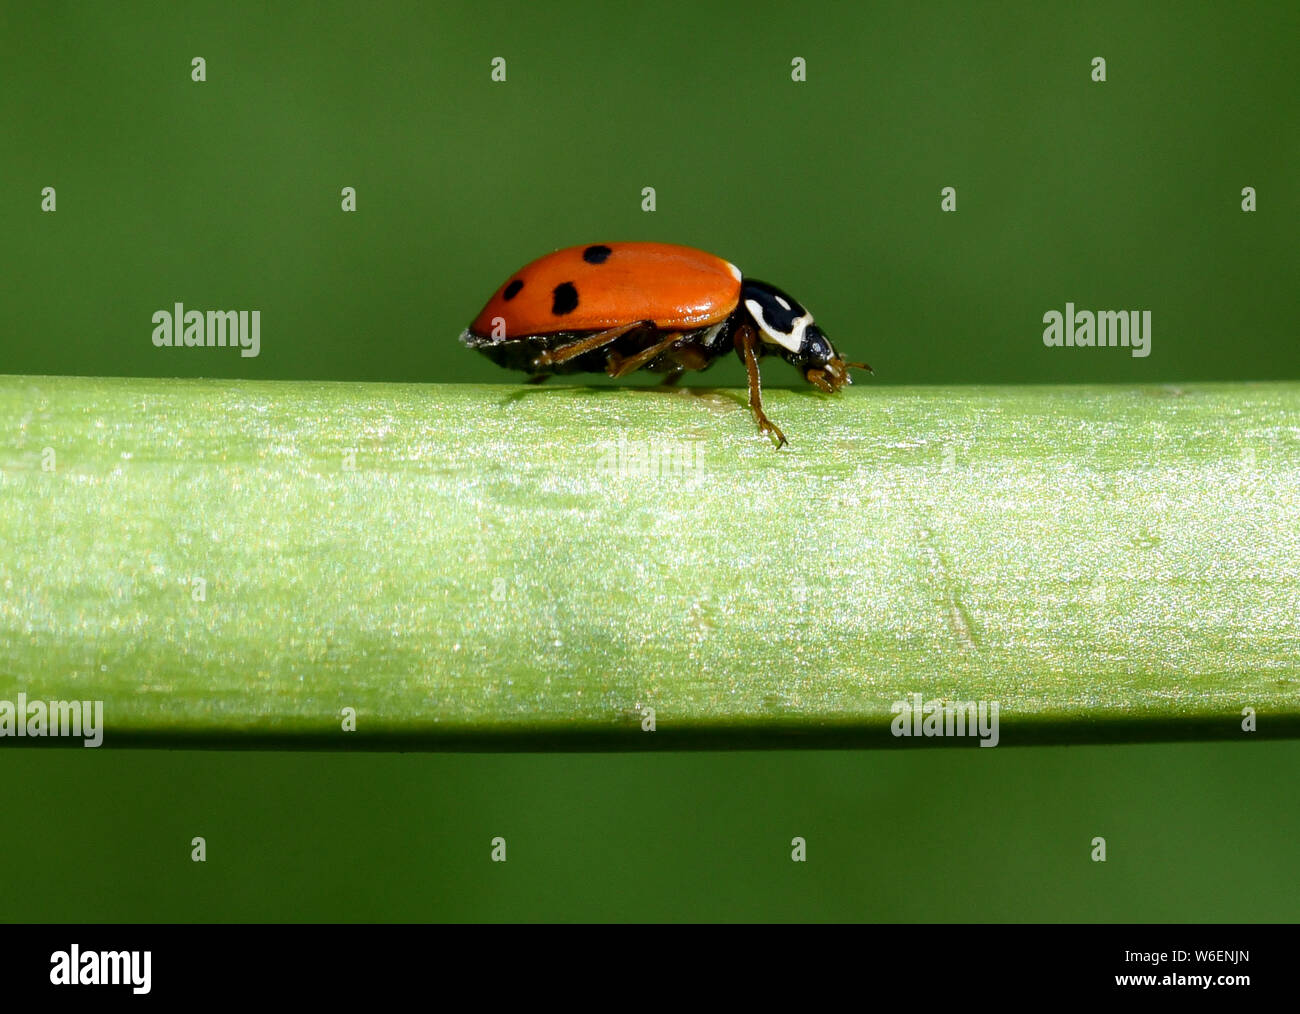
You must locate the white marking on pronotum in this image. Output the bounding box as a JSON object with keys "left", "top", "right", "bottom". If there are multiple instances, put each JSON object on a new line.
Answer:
{"left": 775, "top": 295, "right": 791, "bottom": 310}
{"left": 744, "top": 299, "right": 813, "bottom": 353}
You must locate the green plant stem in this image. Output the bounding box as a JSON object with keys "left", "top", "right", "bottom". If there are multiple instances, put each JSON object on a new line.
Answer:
{"left": 1, "top": 375, "right": 1298, "bottom": 749}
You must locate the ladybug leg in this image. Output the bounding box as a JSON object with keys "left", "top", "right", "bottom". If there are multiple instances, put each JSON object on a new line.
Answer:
{"left": 606, "top": 332, "right": 684, "bottom": 379}
{"left": 645, "top": 344, "right": 713, "bottom": 384}
{"left": 531, "top": 321, "right": 644, "bottom": 371}
{"left": 735, "top": 323, "right": 788, "bottom": 449}
{"left": 665, "top": 346, "right": 712, "bottom": 376}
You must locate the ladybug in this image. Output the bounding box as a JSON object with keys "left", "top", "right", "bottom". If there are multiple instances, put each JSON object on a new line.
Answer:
{"left": 460, "top": 242, "right": 871, "bottom": 447}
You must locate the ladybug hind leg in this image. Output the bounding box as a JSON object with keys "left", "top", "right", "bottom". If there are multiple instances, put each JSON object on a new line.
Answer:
{"left": 531, "top": 321, "right": 645, "bottom": 371}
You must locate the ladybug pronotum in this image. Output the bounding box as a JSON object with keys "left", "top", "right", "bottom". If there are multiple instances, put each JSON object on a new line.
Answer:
{"left": 460, "top": 242, "right": 872, "bottom": 447}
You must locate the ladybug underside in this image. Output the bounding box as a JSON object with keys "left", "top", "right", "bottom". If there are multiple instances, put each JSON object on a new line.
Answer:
{"left": 461, "top": 320, "right": 733, "bottom": 381}
{"left": 461, "top": 313, "right": 808, "bottom": 448}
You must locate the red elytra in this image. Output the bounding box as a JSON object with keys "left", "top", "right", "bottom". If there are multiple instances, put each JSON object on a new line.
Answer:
{"left": 461, "top": 241, "right": 872, "bottom": 449}
{"left": 467, "top": 242, "right": 741, "bottom": 338}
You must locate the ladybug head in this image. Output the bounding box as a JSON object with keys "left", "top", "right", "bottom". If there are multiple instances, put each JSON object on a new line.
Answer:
{"left": 739, "top": 279, "right": 872, "bottom": 392}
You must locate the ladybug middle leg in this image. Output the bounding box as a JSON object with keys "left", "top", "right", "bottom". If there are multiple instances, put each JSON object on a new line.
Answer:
{"left": 605, "top": 331, "right": 684, "bottom": 379}
{"left": 648, "top": 344, "right": 714, "bottom": 386}
{"left": 531, "top": 320, "right": 646, "bottom": 371}
{"left": 735, "top": 323, "right": 788, "bottom": 449}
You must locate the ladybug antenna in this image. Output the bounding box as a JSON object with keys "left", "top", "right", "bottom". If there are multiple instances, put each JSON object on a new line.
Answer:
{"left": 845, "top": 360, "right": 874, "bottom": 376}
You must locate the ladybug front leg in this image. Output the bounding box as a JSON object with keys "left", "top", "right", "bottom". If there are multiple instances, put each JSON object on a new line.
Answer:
{"left": 734, "top": 323, "right": 787, "bottom": 449}
{"left": 531, "top": 321, "right": 645, "bottom": 371}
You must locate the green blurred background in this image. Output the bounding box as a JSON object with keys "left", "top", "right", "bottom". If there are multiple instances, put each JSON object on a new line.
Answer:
{"left": 1, "top": 0, "right": 1297, "bottom": 920}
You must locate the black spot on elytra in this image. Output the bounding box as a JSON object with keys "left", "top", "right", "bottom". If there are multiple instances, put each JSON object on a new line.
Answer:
{"left": 551, "top": 282, "right": 579, "bottom": 315}
{"left": 582, "top": 245, "right": 612, "bottom": 264}
{"left": 503, "top": 279, "right": 523, "bottom": 301}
